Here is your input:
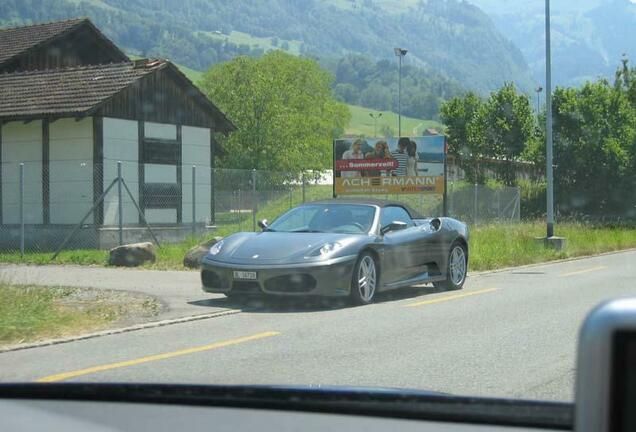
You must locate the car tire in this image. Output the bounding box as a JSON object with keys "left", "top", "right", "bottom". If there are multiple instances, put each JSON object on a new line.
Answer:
{"left": 350, "top": 252, "right": 379, "bottom": 305}
{"left": 434, "top": 242, "right": 468, "bottom": 291}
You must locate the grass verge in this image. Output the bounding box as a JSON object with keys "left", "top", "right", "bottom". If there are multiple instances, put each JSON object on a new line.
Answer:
{"left": 2, "top": 195, "right": 636, "bottom": 273}
{"left": 0, "top": 285, "right": 161, "bottom": 347}
{"left": 470, "top": 221, "right": 636, "bottom": 271}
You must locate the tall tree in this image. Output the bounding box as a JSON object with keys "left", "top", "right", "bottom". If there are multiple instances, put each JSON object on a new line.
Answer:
{"left": 199, "top": 51, "right": 350, "bottom": 174}
{"left": 478, "top": 83, "right": 536, "bottom": 185}
{"left": 549, "top": 80, "right": 636, "bottom": 216}
{"left": 440, "top": 92, "right": 485, "bottom": 183}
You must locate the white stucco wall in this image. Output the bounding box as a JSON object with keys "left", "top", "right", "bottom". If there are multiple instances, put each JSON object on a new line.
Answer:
{"left": 49, "top": 117, "right": 93, "bottom": 224}
{"left": 103, "top": 118, "right": 139, "bottom": 225}
{"left": 181, "top": 126, "right": 211, "bottom": 223}
{"left": 1, "top": 121, "right": 43, "bottom": 224}
{"left": 145, "top": 122, "right": 176, "bottom": 140}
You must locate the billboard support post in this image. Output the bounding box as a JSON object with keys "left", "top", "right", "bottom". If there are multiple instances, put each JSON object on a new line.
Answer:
{"left": 443, "top": 138, "right": 448, "bottom": 217}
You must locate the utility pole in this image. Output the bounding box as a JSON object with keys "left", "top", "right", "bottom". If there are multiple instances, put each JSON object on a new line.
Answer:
{"left": 369, "top": 112, "right": 382, "bottom": 137}
{"left": 535, "top": 86, "right": 543, "bottom": 117}
{"left": 394, "top": 47, "right": 408, "bottom": 137}
{"left": 545, "top": 0, "right": 554, "bottom": 239}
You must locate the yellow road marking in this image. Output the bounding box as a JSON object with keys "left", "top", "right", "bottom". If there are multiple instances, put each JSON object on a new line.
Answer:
{"left": 558, "top": 266, "right": 606, "bottom": 278}
{"left": 405, "top": 288, "right": 499, "bottom": 308}
{"left": 36, "top": 331, "right": 280, "bottom": 383}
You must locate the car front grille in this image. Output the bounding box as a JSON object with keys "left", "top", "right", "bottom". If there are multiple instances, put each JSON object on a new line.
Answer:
{"left": 264, "top": 274, "right": 317, "bottom": 293}
{"left": 231, "top": 281, "right": 262, "bottom": 294}
{"left": 201, "top": 270, "right": 229, "bottom": 289}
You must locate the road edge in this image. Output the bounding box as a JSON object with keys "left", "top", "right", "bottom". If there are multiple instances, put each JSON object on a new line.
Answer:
{"left": 0, "top": 309, "right": 240, "bottom": 354}
{"left": 2, "top": 248, "right": 635, "bottom": 354}
{"left": 468, "top": 247, "right": 636, "bottom": 278}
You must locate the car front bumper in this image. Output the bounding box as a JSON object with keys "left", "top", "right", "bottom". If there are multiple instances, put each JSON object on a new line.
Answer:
{"left": 200, "top": 255, "right": 358, "bottom": 297}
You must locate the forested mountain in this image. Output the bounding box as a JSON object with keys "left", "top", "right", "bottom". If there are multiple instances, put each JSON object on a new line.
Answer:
{"left": 0, "top": 0, "right": 534, "bottom": 94}
{"left": 321, "top": 54, "right": 464, "bottom": 120}
{"left": 469, "top": 0, "right": 636, "bottom": 87}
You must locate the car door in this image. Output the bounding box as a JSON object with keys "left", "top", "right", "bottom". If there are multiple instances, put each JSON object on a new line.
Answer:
{"left": 379, "top": 206, "right": 424, "bottom": 283}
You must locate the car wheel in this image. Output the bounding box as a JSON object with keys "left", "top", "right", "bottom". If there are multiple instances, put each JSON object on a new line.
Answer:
{"left": 350, "top": 252, "right": 378, "bottom": 305}
{"left": 434, "top": 242, "right": 468, "bottom": 291}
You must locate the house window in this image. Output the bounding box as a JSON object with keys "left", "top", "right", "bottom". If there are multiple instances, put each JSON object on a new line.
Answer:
{"left": 142, "top": 139, "right": 178, "bottom": 164}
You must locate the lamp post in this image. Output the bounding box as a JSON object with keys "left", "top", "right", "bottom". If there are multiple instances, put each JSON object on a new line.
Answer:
{"left": 535, "top": 86, "right": 543, "bottom": 117}
{"left": 369, "top": 112, "right": 382, "bottom": 137}
{"left": 545, "top": 0, "right": 555, "bottom": 239}
{"left": 394, "top": 47, "right": 408, "bottom": 137}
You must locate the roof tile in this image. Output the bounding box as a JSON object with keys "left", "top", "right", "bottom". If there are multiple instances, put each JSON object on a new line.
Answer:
{"left": 0, "top": 18, "right": 87, "bottom": 66}
{"left": 0, "top": 61, "right": 163, "bottom": 118}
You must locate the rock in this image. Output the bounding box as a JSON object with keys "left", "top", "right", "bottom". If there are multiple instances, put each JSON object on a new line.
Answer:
{"left": 108, "top": 242, "right": 156, "bottom": 267}
{"left": 183, "top": 237, "right": 223, "bottom": 269}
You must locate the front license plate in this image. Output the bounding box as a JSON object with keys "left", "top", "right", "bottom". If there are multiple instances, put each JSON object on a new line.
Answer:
{"left": 233, "top": 271, "right": 257, "bottom": 280}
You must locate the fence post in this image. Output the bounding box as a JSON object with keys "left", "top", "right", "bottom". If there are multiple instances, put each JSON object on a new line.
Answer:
{"left": 238, "top": 189, "right": 242, "bottom": 231}
{"left": 302, "top": 172, "right": 306, "bottom": 203}
{"left": 497, "top": 188, "right": 501, "bottom": 221}
{"left": 473, "top": 183, "right": 478, "bottom": 226}
{"left": 19, "top": 162, "right": 24, "bottom": 257}
{"left": 192, "top": 165, "right": 196, "bottom": 238}
{"left": 117, "top": 161, "right": 123, "bottom": 246}
{"left": 211, "top": 168, "right": 216, "bottom": 225}
{"left": 252, "top": 169, "right": 257, "bottom": 232}
{"left": 448, "top": 181, "right": 453, "bottom": 217}
{"left": 289, "top": 184, "right": 292, "bottom": 209}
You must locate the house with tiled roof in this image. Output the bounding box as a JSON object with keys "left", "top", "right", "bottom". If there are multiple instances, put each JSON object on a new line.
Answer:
{"left": 0, "top": 19, "right": 234, "bottom": 248}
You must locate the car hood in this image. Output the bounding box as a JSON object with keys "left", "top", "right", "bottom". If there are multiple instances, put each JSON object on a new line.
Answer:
{"left": 221, "top": 232, "right": 358, "bottom": 262}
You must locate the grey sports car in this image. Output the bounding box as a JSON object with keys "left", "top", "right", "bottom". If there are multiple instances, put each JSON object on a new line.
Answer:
{"left": 200, "top": 199, "right": 469, "bottom": 305}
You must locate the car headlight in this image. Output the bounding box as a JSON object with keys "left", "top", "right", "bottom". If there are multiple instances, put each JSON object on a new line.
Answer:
{"left": 209, "top": 240, "right": 224, "bottom": 255}
{"left": 318, "top": 242, "right": 343, "bottom": 256}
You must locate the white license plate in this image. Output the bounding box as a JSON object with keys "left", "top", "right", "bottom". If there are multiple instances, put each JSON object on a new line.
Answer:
{"left": 233, "top": 271, "right": 257, "bottom": 280}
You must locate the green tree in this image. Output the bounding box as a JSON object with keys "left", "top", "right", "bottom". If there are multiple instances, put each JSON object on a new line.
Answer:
{"left": 478, "top": 83, "right": 537, "bottom": 185}
{"left": 199, "top": 51, "right": 350, "bottom": 173}
{"left": 615, "top": 57, "right": 636, "bottom": 109}
{"left": 440, "top": 92, "right": 486, "bottom": 183}
{"left": 549, "top": 80, "right": 636, "bottom": 216}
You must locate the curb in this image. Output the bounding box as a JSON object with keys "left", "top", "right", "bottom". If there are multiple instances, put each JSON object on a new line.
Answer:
{"left": 468, "top": 247, "right": 636, "bottom": 278}
{"left": 0, "top": 309, "right": 241, "bottom": 354}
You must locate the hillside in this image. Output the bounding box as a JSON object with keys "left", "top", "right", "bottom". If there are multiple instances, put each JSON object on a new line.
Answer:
{"left": 468, "top": 0, "right": 636, "bottom": 87}
{"left": 345, "top": 104, "right": 443, "bottom": 137}
{"left": 171, "top": 61, "right": 437, "bottom": 139}
{"left": 0, "top": 0, "right": 534, "bottom": 94}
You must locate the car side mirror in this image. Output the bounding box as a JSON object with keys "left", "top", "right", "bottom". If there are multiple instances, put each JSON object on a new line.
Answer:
{"left": 381, "top": 221, "right": 408, "bottom": 235}
{"left": 258, "top": 219, "right": 268, "bottom": 230}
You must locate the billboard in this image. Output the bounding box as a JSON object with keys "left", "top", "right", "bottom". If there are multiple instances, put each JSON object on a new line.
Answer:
{"left": 333, "top": 136, "right": 446, "bottom": 195}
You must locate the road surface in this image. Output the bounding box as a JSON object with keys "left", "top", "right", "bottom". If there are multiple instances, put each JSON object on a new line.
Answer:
{"left": 1, "top": 250, "right": 635, "bottom": 402}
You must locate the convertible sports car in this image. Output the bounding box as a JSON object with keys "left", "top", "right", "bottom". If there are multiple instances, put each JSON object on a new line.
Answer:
{"left": 200, "top": 199, "right": 469, "bottom": 304}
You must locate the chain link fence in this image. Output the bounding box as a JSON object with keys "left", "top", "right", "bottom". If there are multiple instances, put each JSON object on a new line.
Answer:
{"left": 447, "top": 182, "right": 521, "bottom": 225}
{"left": 0, "top": 159, "right": 519, "bottom": 256}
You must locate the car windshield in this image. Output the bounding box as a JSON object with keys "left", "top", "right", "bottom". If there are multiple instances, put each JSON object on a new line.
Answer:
{"left": 268, "top": 204, "right": 376, "bottom": 234}
{"left": 2, "top": 1, "right": 636, "bottom": 421}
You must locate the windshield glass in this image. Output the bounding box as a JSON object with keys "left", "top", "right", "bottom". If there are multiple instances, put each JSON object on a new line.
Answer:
{"left": 268, "top": 204, "right": 376, "bottom": 234}
{"left": 2, "top": 0, "right": 636, "bottom": 416}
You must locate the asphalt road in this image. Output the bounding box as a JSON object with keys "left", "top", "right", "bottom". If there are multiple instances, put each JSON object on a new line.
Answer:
{"left": 1, "top": 250, "right": 635, "bottom": 402}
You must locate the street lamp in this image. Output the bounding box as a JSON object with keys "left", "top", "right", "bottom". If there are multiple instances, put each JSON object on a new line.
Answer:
{"left": 535, "top": 86, "right": 543, "bottom": 116}
{"left": 369, "top": 112, "right": 382, "bottom": 137}
{"left": 394, "top": 47, "right": 408, "bottom": 137}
